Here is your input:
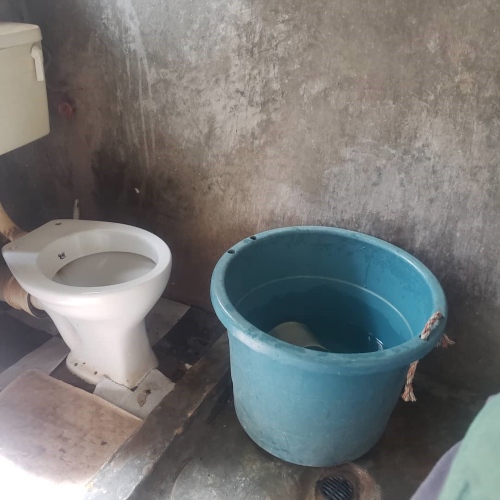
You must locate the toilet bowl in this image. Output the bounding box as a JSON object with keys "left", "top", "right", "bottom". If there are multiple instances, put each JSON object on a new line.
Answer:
{"left": 2, "top": 219, "right": 172, "bottom": 388}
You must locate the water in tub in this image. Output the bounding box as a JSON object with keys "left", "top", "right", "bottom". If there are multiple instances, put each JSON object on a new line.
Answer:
{"left": 241, "top": 277, "right": 406, "bottom": 354}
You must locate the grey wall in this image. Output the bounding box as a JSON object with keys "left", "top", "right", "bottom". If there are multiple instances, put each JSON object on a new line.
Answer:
{"left": 1, "top": 0, "right": 499, "bottom": 394}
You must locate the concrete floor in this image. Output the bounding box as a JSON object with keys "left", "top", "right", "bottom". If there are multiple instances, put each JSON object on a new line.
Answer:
{"left": 137, "top": 375, "right": 485, "bottom": 500}
{"left": 0, "top": 302, "right": 487, "bottom": 499}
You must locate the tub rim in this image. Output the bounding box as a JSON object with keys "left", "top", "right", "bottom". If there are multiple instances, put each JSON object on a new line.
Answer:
{"left": 211, "top": 226, "right": 447, "bottom": 374}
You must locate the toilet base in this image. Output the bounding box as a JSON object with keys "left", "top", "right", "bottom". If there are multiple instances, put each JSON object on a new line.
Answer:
{"left": 66, "top": 352, "right": 112, "bottom": 386}
{"left": 47, "top": 310, "right": 161, "bottom": 388}
{"left": 66, "top": 351, "right": 159, "bottom": 388}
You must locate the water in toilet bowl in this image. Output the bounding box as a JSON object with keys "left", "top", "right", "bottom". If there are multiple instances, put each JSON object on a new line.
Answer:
{"left": 53, "top": 251, "right": 155, "bottom": 287}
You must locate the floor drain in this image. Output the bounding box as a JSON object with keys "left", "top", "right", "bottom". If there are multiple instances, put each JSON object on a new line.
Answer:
{"left": 317, "top": 475, "right": 355, "bottom": 500}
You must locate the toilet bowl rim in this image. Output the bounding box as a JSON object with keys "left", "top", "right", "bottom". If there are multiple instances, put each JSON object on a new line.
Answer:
{"left": 2, "top": 219, "right": 172, "bottom": 302}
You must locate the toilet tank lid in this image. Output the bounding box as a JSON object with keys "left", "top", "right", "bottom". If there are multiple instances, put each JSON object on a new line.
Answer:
{"left": 0, "top": 22, "right": 42, "bottom": 50}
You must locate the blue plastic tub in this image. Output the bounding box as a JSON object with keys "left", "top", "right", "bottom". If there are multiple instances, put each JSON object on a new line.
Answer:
{"left": 211, "top": 227, "right": 447, "bottom": 466}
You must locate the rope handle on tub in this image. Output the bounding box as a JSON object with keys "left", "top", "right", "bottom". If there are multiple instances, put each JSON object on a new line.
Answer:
{"left": 402, "top": 312, "right": 455, "bottom": 402}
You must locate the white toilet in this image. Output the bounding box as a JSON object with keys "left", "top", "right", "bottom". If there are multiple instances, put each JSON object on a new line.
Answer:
{"left": 0, "top": 23, "right": 173, "bottom": 388}
{"left": 2, "top": 220, "right": 172, "bottom": 388}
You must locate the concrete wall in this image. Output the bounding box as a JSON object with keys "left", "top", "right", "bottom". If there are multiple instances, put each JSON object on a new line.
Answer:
{"left": 1, "top": 0, "right": 499, "bottom": 394}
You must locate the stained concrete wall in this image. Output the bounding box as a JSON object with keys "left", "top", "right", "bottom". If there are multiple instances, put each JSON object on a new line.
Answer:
{"left": 1, "top": 0, "right": 499, "bottom": 394}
